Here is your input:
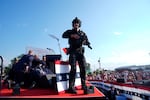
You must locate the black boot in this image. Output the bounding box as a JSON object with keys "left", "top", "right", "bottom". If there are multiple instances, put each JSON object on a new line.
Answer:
{"left": 83, "top": 86, "right": 88, "bottom": 94}
{"left": 68, "top": 75, "right": 76, "bottom": 94}
{"left": 66, "top": 87, "right": 77, "bottom": 94}
{"left": 82, "top": 85, "right": 87, "bottom": 90}
{"left": 84, "top": 89, "right": 87, "bottom": 94}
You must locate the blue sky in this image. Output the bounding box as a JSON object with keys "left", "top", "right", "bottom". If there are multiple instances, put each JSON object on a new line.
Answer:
{"left": 1, "top": 0, "right": 150, "bottom": 70}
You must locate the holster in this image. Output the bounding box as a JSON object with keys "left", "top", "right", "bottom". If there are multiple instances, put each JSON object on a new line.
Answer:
{"left": 66, "top": 48, "right": 70, "bottom": 55}
{"left": 75, "top": 47, "right": 85, "bottom": 54}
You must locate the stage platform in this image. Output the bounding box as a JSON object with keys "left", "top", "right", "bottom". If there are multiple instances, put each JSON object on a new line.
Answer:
{"left": 0, "top": 57, "right": 105, "bottom": 100}
{"left": 0, "top": 83, "right": 105, "bottom": 100}
{"left": 0, "top": 87, "right": 105, "bottom": 100}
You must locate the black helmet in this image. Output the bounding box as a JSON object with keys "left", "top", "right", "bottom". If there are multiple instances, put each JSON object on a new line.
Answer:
{"left": 72, "top": 17, "right": 81, "bottom": 27}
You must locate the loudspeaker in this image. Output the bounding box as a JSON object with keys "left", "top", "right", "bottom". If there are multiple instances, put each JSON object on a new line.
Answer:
{"left": 84, "top": 86, "right": 94, "bottom": 94}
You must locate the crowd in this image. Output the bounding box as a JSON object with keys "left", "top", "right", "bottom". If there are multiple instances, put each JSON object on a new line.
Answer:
{"left": 87, "top": 69, "right": 150, "bottom": 100}
{"left": 86, "top": 69, "right": 150, "bottom": 83}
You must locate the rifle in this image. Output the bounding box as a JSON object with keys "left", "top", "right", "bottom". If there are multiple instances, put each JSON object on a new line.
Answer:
{"left": 78, "top": 32, "right": 92, "bottom": 50}
{"left": 87, "top": 44, "right": 92, "bottom": 49}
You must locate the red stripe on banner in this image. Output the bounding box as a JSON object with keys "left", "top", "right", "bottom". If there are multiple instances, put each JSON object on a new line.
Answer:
{"left": 55, "top": 60, "right": 69, "bottom": 65}
{"left": 55, "top": 60, "right": 79, "bottom": 66}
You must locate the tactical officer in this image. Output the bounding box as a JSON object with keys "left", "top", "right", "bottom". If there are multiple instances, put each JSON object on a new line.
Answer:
{"left": 62, "top": 17, "right": 91, "bottom": 94}
{"left": 13, "top": 50, "right": 34, "bottom": 86}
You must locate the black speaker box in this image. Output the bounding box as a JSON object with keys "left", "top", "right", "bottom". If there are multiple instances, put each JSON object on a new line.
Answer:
{"left": 84, "top": 86, "right": 94, "bottom": 94}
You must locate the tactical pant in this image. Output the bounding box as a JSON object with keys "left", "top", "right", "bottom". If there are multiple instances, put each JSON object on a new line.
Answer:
{"left": 14, "top": 71, "right": 24, "bottom": 85}
{"left": 69, "top": 51, "right": 86, "bottom": 89}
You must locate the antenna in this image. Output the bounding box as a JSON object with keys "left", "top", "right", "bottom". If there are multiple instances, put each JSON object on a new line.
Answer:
{"left": 48, "top": 34, "right": 62, "bottom": 56}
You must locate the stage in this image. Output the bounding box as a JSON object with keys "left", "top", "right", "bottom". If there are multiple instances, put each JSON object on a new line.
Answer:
{"left": 0, "top": 56, "right": 106, "bottom": 99}
{"left": 0, "top": 84, "right": 105, "bottom": 100}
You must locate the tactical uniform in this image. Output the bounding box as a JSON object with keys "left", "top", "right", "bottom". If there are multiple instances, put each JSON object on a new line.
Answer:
{"left": 62, "top": 17, "right": 91, "bottom": 94}
{"left": 13, "top": 53, "right": 34, "bottom": 85}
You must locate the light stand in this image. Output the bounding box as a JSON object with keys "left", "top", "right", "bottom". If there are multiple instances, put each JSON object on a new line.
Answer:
{"left": 48, "top": 34, "right": 62, "bottom": 56}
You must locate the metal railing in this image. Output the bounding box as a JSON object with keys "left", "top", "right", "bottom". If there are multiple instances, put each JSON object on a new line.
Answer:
{"left": 0, "top": 56, "right": 3, "bottom": 90}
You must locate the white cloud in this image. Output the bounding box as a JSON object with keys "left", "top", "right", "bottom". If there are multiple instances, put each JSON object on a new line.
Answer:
{"left": 114, "top": 32, "right": 122, "bottom": 35}
{"left": 100, "top": 50, "right": 150, "bottom": 70}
